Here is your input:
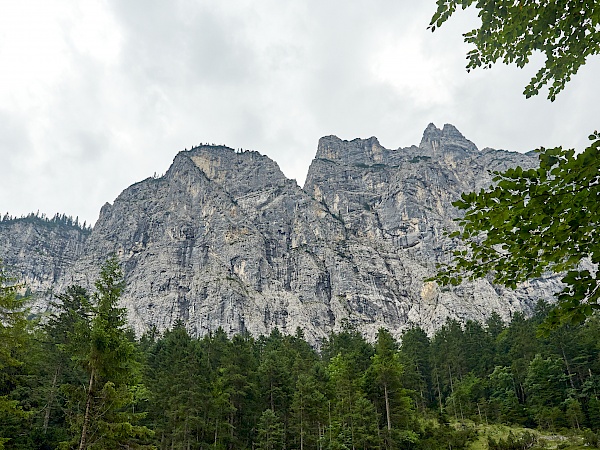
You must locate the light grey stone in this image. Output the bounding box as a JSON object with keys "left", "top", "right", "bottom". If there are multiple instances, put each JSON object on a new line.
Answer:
{"left": 0, "top": 124, "right": 558, "bottom": 343}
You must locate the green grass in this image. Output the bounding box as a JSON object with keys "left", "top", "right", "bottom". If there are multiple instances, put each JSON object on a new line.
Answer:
{"left": 443, "top": 421, "right": 591, "bottom": 450}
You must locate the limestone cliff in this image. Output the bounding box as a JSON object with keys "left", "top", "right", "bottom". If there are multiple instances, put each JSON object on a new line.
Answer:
{"left": 0, "top": 125, "right": 560, "bottom": 343}
{"left": 0, "top": 216, "right": 89, "bottom": 293}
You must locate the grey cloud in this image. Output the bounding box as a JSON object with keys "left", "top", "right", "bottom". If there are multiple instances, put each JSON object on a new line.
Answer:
{"left": 0, "top": 110, "right": 34, "bottom": 216}
{"left": 0, "top": 1, "right": 598, "bottom": 225}
{"left": 0, "top": 110, "right": 32, "bottom": 164}
{"left": 108, "top": 0, "right": 258, "bottom": 87}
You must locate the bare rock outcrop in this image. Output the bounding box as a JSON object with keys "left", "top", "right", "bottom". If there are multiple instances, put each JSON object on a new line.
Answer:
{"left": 0, "top": 124, "right": 560, "bottom": 343}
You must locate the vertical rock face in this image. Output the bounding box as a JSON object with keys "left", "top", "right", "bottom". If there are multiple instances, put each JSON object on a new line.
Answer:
{"left": 0, "top": 218, "right": 90, "bottom": 293}
{"left": 301, "top": 124, "right": 558, "bottom": 341}
{"left": 0, "top": 125, "right": 560, "bottom": 343}
{"left": 59, "top": 146, "right": 349, "bottom": 343}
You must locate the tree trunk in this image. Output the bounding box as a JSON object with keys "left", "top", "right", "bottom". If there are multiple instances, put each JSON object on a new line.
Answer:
{"left": 328, "top": 401, "right": 332, "bottom": 449}
{"left": 79, "top": 366, "right": 95, "bottom": 450}
{"left": 299, "top": 395, "right": 304, "bottom": 450}
{"left": 230, "top": 410, "right": 235, "bottom": 448}
{"left": 448, "top": 366, "right": 458, "bottom": 421}
{"left": 214, "top": 418, "right": 218, "bottom": 449}
{"left": 43, "top": 364, "right": 61, "bottom": 434}
{"left": 561, "top": 344, "right": 576, "bottom": 389}
{"left": 384, "top": 383, "right": 392, "bottom": 432}
{"left": 434, "top": 364, "right": 443, "bottom": 413}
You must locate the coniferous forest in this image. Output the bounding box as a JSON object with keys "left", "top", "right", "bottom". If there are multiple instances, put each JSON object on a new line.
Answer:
{"left": 2, "top": 259, "right": 600, "bottom": 450}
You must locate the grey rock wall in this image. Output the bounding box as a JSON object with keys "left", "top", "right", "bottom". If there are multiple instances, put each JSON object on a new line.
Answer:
{"left": 0, "top": 218, "right": 89, "bottom": 293}
{"left": 0, "top": 124, "right": 559, "bottom": 343}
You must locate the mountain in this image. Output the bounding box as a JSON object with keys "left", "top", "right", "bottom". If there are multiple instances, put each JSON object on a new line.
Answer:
{"left": 0, "top": 214, "right": 90, "bottom": 293}
{"left": 0, "top": 124, "right": 559, "bottom": 343}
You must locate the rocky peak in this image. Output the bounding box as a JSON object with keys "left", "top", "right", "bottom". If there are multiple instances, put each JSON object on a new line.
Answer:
{"left": 419, "top": 123, "right": 478, "bottom": 155}
{"left": 315, "top": 135, "right": 386, "bottom": 165}
{"left": 419, "top": 123, "right": 442, "bottom": 151}
{"left": 441, "top": 123, "right": 465, "bottom": 140}
{"left": 173, "top": 145, "right": 291, "bottom": 198}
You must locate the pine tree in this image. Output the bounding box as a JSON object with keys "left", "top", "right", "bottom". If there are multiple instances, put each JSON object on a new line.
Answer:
{"left": 257, "top": 329, "right": 294, "bottom": 416}
{"left": 463, "top": 320, "right": 495, "bottom": 378}
{"left": 200, "top": 328, "right": 238, "bottom": 449}
{"left": 525, "top": 354, "right": 568, "bottom": 430}
{"left": 444, "top": 373, "right": 485, "bottom": 423}
{"left": 327, "top": 353, "right": 381, "bottom": 450}
{"left": 495, "top": 312, "right": 539, "bottom": 403}
{"left": 223, "top": 333, "right": 260, "bottom": 448}
{"left": 255, "top": 409, "right": 283, "bottom": 450}
{"left": 487, "top": 365, "right": 526, "bottom": 424}
{"left": 59, "top": 257, "right": 153, "bottom": 449}
{"left": 484, "top": 312, "right": 505, "bottom": 340}
{"left": 399, "top": 326, "right": 432, "bottom": 411}
{"left": 321, "top": 323, "right": 374, "bottom": 373}
{"left": 145, "top": 321, "right": 207, "bottom": 449}
{"left": 429, "top": 319, "right": 467, "bottom": 417}
{"left": 289, "top": 371, "right": 327, "bottom": 450}
{"left": 0, "top": 262, "right": 31, "bottom": 449}
{"left": 366, "top": 329, "right": 417, "bottom": 449}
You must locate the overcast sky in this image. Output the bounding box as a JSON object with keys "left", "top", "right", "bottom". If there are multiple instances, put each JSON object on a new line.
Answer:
{"left": 1, "top": 1, "right": 598, "bottom": 226}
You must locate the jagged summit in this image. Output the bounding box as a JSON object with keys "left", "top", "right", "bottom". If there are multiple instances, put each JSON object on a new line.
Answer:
{"left": 0, "top": 124, "right": 554, "bottom": 344}
{"left": 316, "top": 124, "right": 478, "bottom": 168}
{"left": 441, "top": 123, "right": 467, "bottom": 140}
{"left": 419, "top": 123, "right": 478, "bottom": 155}
{"left": 315, "top": 135, "right": 384, "bottom": 165}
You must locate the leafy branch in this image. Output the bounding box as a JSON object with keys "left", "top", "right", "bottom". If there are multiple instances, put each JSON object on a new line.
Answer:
{"left": 432, "top": 132, "right": 600, "bottom": 328}
{"left": 429, "top": 0, "right": 600, "bottom": 100}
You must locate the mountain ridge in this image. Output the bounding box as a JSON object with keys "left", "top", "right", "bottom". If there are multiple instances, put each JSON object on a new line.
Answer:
{"left": 0, "top": 124, "right": 559, "bottom": 343}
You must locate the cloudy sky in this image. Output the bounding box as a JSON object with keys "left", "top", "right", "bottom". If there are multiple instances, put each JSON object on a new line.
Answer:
{"left": 1, "top": 1, "right": 598, "bottom": 226}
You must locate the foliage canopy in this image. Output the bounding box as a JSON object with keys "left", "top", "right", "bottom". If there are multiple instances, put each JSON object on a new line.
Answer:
{"left": 435, "top": 133, "right": 600, "bottom": 328}
{"left": 430, "top": 0, "right": 600, "bottom": 328}
{"left": 429, "top": 0, "right": 600, "bottom": 100}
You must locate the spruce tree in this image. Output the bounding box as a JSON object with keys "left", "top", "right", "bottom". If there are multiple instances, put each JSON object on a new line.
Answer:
{"left": 59, "top": 257, "right": 153, "bottom": 449}
{"left": 0, "top": 263, "right": 31, "bottom": 449}
{"left": 255, "top": 409, "right": 283, "bottom": 450}
{"left": 34, "top": 285, "right": 92, "bottom": 447}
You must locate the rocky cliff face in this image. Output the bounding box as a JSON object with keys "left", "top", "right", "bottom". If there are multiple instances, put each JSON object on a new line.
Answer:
{"left": 0, "top": 124, "right": 559, "bottom": 343}
{"left": 0, "top": 217, "right": 90, "bottom": 293}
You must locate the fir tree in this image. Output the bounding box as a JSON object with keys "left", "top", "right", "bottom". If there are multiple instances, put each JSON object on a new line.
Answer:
{"left": 59, "top": 257, "right": 153, "bottom": 449}
{"left": 0, "top": 263, "right": 31, "bottom": 449}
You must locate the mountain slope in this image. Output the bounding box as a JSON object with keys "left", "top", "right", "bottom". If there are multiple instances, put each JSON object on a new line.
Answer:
{"left": 0, "top": 124, "right": 559, "bottom": 342}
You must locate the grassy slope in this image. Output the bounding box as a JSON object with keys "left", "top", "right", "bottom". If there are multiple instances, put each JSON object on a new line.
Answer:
{"left": 450, "top": 422, "right": 590, "bottom": 450}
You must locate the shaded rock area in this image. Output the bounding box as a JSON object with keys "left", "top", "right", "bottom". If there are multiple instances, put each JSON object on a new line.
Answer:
{"left": 0, "top": 124, "right": 560, "bottom": 343}
{"left": 0, "top": 216, "right": 90, "bottom": 293}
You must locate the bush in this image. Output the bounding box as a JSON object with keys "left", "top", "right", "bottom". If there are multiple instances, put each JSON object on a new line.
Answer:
{"left": 583, "top": 429, "right": 600, "bottom": 448}
{"left": 417, "top": 422, "right": 476, "bottom": 449}
{"left": 487, "top": 431, "right": 537, "bottom": 450}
